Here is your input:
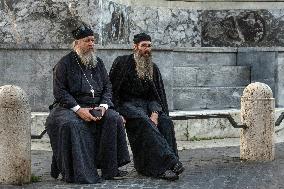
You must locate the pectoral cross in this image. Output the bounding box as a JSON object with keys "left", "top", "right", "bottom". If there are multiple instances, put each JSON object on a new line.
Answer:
{"left": 90, "top": 89, "right": 95, "bottom": 98}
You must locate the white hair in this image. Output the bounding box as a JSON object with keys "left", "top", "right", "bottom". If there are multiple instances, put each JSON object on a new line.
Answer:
{"left": 72, "top": 40, "right": 97, "bottom": 68}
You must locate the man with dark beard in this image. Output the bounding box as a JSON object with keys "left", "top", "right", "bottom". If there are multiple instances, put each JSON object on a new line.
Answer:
{"left": 45, "top": 22, "right": 130, "bottom": 184}
{"left": 109, "top": 33, "right": 184, "bottom": 181}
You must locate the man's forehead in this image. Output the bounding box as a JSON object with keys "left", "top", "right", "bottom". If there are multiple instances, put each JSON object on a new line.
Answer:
{"left": 138, "top": 41, "right": 151, "bottom": 45}
{"left": 80, "top": 36, "right": 95, "bottom": 41}
{"left": 85, "top": 36, "right": 95, "bottom": 39}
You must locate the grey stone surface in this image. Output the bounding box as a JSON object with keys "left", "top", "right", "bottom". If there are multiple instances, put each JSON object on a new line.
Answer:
{"left": 0, "top": 48, "right": 175, "bottom": 111}
{"left": 96, "top": 48, "right": 132, "bottom": 71}
{"left": 2, "top": 0, "right": 284, "bottom": 112}
{"left": 171, "top": 109, "right": 242, "bottom": 140}
{"left": 237, "top": 51, "right": 277, "bottom": 97}
{"left": 173, "top": 66, "right": 250, "bottom": 87}
{"left": 128, "top": 6, "right": 201, "bottom": 48}
{"left": 1, "top": 47, "right": 283, "bottom": 112}
{"left": 172, "top": 120, "right": 188, "bottom": 141}
{"left": 277, "top": 52, "right": 284, "bottom": 108}
{"left": 0, "top": 85, "right": 31, "bottom": 184}
{"left": 201, "top": 9, "right": 284, "bottom": 47}
{"left": 3, "top": 140, "right": 284, "bottom": 188}
{"left": 0, "top": 0, "right": 101, "bottom": 49}
{"left": 2, "top": 1, "right": 284, "bottom": 49}
{"left": 172, "top": 52, "right": 237, "bottom": 66}
{"left": 101, "top": 0, "right": 129, "bottom": 45}
{"left": 152, "top": 51, "right": 174, "bottom": 110}
{"left": 187, "top": 115, "right": 240, "bottom": 139}
{"left": 173, "top": 87, "right": 244, "bottom": 110}
{"left": 0, "top": 0, "right": 201, "bottom": 49}
{"left": 0, "top": 49, "right": 68, "bottom": 112}
{"left": 31, "top": 112, "right": 49, "bottom": 140}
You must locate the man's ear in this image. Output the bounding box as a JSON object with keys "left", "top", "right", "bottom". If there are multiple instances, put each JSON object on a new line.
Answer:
{"left": 133, "top": 43, "right": 138, "bottom": 50}
{"left": 74, "top": 40, "right": 79, "bottom": 46}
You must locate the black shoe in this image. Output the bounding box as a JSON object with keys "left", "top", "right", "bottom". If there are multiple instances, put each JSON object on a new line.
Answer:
{"left": 50, "top": 160, "right": 60, "bottom": 179}
{"left": 158, "top": 170, "right": 179, "bottom": 181}
{"left": 172, "top": 162, "right": 184, "bottom": 175}
{"left": 103, "top": 170, "right": 129, "bottom": 180}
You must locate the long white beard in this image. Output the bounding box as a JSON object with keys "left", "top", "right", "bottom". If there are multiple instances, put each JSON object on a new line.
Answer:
{"left": 134, "top": 52, "right": 153, "bottom": 80}
{"left": 76, "top": 49, "right": 97, "bottom": 69}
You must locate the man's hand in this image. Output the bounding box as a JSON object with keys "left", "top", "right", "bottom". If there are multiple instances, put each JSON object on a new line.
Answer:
{"left": 150, "top": 112, "right": 159, "bottom": 126}
{"left": 121, "top": 115, "right": 126, "bottom": 124}
{"left": 93, "top": 106, "right": 106, "bottom": 120}
{"left": 76, "top": 108, "right": 98, "bottom": 122}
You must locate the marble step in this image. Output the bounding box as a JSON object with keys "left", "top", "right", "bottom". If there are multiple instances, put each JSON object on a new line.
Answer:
{"left": 31, "top": 108, "right": 284, "bottom": 142}
{"left": 173, "top": 86, "right": 245, "bottom": 110}
{"left": 173, "top": 66, "right": 250, "bottom": 87}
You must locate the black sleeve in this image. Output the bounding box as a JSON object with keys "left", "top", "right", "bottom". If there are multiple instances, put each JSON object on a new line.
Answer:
{"left": 97, "top": 58, "right": 114, "bottom": 108}
{"left": 148, "top": 100, "right": 163, "bottom": 113}
{"left": 53, "top": 59, "right": 78, "bottom": 109}
{"left": 109, "top": 56, "right": 124, "bottom": 109}
{"left": 153, "top": 64, "right": 169, "bottom": 115}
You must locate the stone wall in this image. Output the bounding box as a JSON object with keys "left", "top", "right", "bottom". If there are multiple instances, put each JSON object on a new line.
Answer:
{"left": 1, "top": 0, "right": 284, "bottom": 111}
{"left": 2, "top": 0, "right": 284, "bottom": 48}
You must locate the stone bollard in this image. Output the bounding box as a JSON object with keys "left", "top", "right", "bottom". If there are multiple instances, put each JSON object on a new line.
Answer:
{"left": 0, "top": 85, "right": 31, "bottom": 184}
{"left": 240, "top": 82, "right": 275, "bottom": 161}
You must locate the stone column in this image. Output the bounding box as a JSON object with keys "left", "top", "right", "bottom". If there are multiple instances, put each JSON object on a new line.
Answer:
{"left": 0, "top": 85, "right": 31, "bottom": 184}
{"left": 240, "top": 82, "right": 275, "bottom": 161}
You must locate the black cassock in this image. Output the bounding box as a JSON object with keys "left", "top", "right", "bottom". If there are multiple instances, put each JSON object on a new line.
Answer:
{"left": 109, "top": 54, "right": 179, "bottom": 177}
{"left": 45, "top": 51, "right": 130, "bottom": 183}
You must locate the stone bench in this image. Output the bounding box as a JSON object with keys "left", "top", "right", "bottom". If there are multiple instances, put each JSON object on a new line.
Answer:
{"left": 31, "top": 108, "right": 284, "bottom": 141}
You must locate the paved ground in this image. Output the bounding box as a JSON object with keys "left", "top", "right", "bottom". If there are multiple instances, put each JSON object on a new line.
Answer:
{"left": 1, "top": 131, "right": 284, "bottom": 189}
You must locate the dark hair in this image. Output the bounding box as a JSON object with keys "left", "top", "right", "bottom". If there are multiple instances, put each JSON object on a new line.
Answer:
{"left": 133, "top": 33, "right": 151, "bottom": 44}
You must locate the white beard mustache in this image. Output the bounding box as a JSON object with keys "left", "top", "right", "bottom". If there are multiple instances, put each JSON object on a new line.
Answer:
{"left": 134, "top": 51, "right": 153, "bottom": 80}
{"left": 76, "top": 49, "right": 97, "bottom": 68}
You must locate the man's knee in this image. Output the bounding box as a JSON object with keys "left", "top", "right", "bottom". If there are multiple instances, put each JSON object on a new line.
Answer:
{"left": 159, "top": 115, "right": 174, "bottom": 128}
{"left": 104, "top": 109, "right": 122, "bottom": 124}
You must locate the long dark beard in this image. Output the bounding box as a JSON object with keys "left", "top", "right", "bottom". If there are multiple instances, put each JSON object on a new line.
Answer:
{"left": 134, "top": 51, "right": 153, "bottom": 80}
{"left": 76, "top": 49, "right": 97, "bottom": 69}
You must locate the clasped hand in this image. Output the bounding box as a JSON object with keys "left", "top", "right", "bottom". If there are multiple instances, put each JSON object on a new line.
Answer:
{"left": 76, "top": 107, "right": 106, "bottom": 122}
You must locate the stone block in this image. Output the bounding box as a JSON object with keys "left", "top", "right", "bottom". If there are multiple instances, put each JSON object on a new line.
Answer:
{"left": 31, "top": 112, "right": 49, "bottom": 140}
{"left": 97, "top": 49, "right": 132, "bottom": 71}
{"left": 237, "top": 51, "right": 277, "bottom": 96}
{"left": 0, "top": 49, "right": 68, "bottom": 112}
{"left": 187, "top": 118, "right": 240, "bottom": 140}
{"left": 276, "top": 52, "right": 284, "bottom": 107}
{"left": 173, "top": 66, "right": 250, "bottom": 87}
{"left": 153, "top": 51, "right": 174, "bottom": 110}
{"left": 173, "top": 120, "right": 188, "bottom": 141}
{"left": 172, "top": 52, "right": 236, "bottom": 67}
{"left": 170, "top": 109, "right": 241, "bottom": 140}
{"left": 173, "top": 87, "right": 244, "bottom": 110}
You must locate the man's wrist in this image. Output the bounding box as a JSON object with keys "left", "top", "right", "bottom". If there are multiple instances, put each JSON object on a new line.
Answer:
{"left": 99, "top": 104, "right": 108, "bottom": 110}
{"left": 71, "top": 105, "right": 81, "bottom": 112}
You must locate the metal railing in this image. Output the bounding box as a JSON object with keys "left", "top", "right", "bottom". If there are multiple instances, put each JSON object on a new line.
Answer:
{"left": 171, "top": 114, "right": 247, "bottom": 129}
{"left": 275, "top": 112, "right": 284, "bottom": 133}
{"left": 31, "top": 130, "right": 47, "bottom": 139}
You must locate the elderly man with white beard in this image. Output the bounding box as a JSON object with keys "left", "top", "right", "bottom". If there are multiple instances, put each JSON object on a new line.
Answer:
{"left": 45, "top": 22, "right": 130, "bottom": 184}
{"left": 109, "top": 33, "right": 184, "bottom": 181}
